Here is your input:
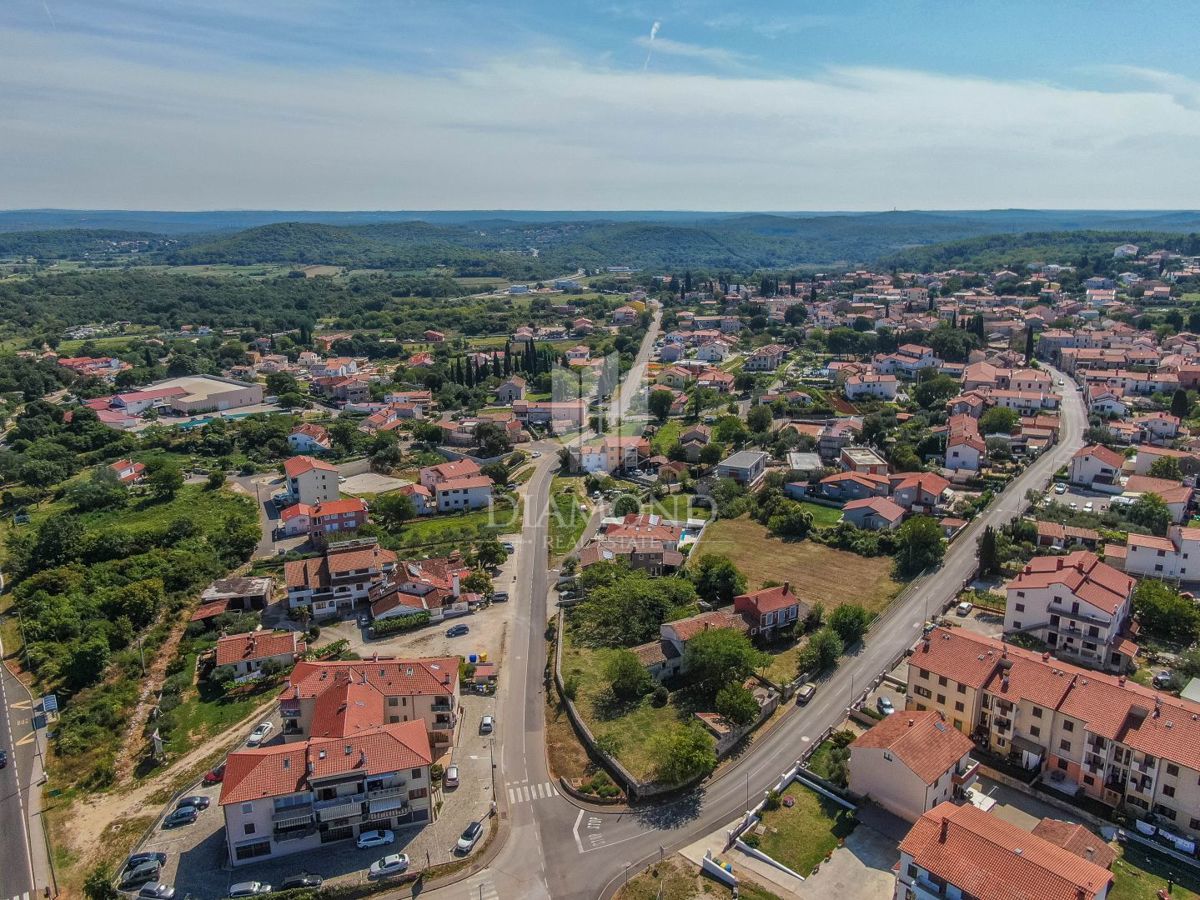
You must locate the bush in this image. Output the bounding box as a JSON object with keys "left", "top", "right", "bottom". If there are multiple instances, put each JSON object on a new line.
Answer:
{"left": 369, "top": 611, "right": 431, "bottom": 637}
{"left": 650, "top": 685, "right": 669, "bottom": 707}
{"left": 763, "top": 789, "right": 782, "bottom": 811}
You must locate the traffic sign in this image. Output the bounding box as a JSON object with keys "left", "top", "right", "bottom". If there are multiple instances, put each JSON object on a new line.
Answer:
{"left": 41, "top": 694, "right": 58, "bottom": 713}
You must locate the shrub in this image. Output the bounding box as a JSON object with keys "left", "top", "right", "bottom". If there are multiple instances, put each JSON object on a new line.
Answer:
{"left": 650, "top": 685, "right": 669, "bottom": 707}
{"left": 763, "top": 789, "right": 782, "bottom": 811}
{"left": 369, "top": 611, "right": 431, "bottom": 637}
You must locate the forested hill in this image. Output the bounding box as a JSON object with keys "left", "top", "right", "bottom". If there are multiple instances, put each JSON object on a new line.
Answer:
{"left": 878, "top": 230, "right": 1200, "bottom": 271}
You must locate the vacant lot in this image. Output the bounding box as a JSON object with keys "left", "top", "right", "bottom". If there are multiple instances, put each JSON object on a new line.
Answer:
{"left": 797, "top": 500, "right": 843, "bottom": 528}
{"left": 754, "top": 781, "right": 857, "bottom": 877}
{"left": 550, "top": 476, "right": 591, "bottom": 558}
{"left": 649, "top": 420, "right": 682, "bottom": 455}
{"left": 615, "top": 857, "right": 779, "bottom": 900}
{"left": 691, "top": 516, "right": 901, "bottom": 613}
{"left": 1111, "top": 843, "right": 1200, "bottom": 900}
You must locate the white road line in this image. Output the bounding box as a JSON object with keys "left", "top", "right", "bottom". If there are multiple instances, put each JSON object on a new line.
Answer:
{"left": 534, "top": 782, "right": 545, "bottom": 799}
{"left": 507, "top": 787, "right": 516, "bottom": 804}
{"left": 520, "top": 785, "right": 531, "bottom": 802}
{"left": 572, "top": 808, "right": 586, "bottom": 853}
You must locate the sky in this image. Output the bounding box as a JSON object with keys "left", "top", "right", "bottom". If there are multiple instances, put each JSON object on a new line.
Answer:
{"left": 3, "top": 0, "right": 1200, "bottom": 211}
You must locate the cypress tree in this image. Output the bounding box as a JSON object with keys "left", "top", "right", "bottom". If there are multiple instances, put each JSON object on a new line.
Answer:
{"left": 1024, "top": 326, "right": 1035, "bottom": 363}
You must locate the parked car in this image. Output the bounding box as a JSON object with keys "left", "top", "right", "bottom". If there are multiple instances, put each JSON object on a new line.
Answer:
{"left": 877, "top": 696, "right": 896, "bottom": 716}
{"left": 501, "top": 541, "right": 515, "bottom": 553}
{"left": 369, "top": 854, "right": 410, "bottom": 879}
{"left": 796, "top": 682, "right": 817, "bottom": 705}
{"left": 124, "top": 852, "right": 168, "bottom": 870}
{"left": 446, "top": 623, "right": 470, "bottom": 638}
{"left": 278, "top": 874, "right": 323, "bottom": 891}
{"left": 531, "top": 451, "right": 542, "bottom": 458}
{"left": 120, "top": 861, "right": 163, "bottom": 889}
{"left": 203, "top": 762, "right": 226, "bottom": 784}
{"left": 480, "top": 715, "right": 494, "bottom": 734}
{"left": 1153, "top": 671, "right": 1174, "bottom": 689}
{"left": 246, "top": 722, "right": 274, "bottom": 747}
{"left": 457, "top": 821, "right": 484, "bottom": 853}
{"left": 356, "top": 829, "right": 395, "bottom": 850}
{"left": 1053, "top": 482, "right": 1067, "bottom": 495}
{"left": 444, "top": 765, "right": 460, "bottom": 788}
{"left": 162, "top": 806, "right": 199, "bottom": 829}
{"left": 358, "top": 613, "right": 370, "bottom": 628}
{"left": 490, "top": 591, "right": 509, "bottom": 603}
{"left": 955, "top": 601, "right": 972, "bottom": 616}
{"left": 0, "top": 748, "right": 7, "bottom": 768}
{"left": 227, "top": 882, "right": 272, "bottom": 897}
{"left": 177, "top": 795, "right": 210, "bottom": 811}
{"left": 137, "top": 884, "right": 176, "bottom": 900}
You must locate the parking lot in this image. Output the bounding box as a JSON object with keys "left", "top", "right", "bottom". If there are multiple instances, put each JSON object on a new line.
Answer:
{"left": 1042, "top": 483, "right": 1113, "bottom": 515}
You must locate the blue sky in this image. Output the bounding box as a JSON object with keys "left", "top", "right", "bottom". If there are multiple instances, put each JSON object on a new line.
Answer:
{"left": 3, "top": 0, "right": 1200, "bottom": 209}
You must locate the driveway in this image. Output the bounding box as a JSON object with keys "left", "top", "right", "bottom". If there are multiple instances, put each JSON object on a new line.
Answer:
{"left": 230, "top": 472, "right": 284, "bottom": 558}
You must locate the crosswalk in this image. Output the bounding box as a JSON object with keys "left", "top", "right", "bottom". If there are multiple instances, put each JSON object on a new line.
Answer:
{"left": 505, "top": 780, "right": 559, "bottom": 804}
{"left": 6, "top": 892, "right": 33, "bottom": 900}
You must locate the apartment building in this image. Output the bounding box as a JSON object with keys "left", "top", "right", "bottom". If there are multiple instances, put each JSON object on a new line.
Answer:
{"left": 279, "top": 498, "right": 369, "bottom": 539}
{"left": 1004, "top": 551, "right": 1137, "bottom": 672}
{"left": 907, "top": 628, "right": 1200, "bottom": 838}
{"left": 284, "top": 455, "right": 340, "bottom": 506}
{"left": 284, "top": 539, "right": 398, "bottom": 615}
{"left": 219, "top": 721, "right": 433, "bottom": 866}
{"left": 1123, "top": 525, "right": 1200, "bottom": 579}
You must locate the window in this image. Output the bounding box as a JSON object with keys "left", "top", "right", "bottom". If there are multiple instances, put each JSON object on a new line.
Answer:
{"left": 1017, "top": 591, "right": 1025, "bottom": 598}
{"left": 956, "top": 684, "right": 966, "bottom": 695}
{"left": 241, "top": 803, "right": 253, "bottom": 815}
{"left": 1163, "top": 785, "right": 1176, "bottom": 798}
{"left": 1013, "top": 621, "right": 1021, "bottom": 629}
{"left": 918, "top": 668, "right": 929, "bottom": 680}
{"left": 388, "top": 697, "right": 398, "bottom": 707}
{"left": 1033, "top": 708, "right": 1043, "bottom": 719}
{"left": 1062, "top": 720, "right": 1074, "bottom": 732}
{"left": 936, "top": 694, "right": 946, "bottom": 705}
{"left": 1030, "top": 725, "right": 1041, "bottom": 737}
{"left": 907, "top": 865, "right": 919, "bottom": 879}
{"left": 914, "top": 685, "right": 932, "bottom": 699}
{"left": 1058, "top": 759, "right": 1068, "bottom": 771}
{"left": 1190, "top": 818, "right": 1200, "bottom": 831}
{"left": 412, "top": 768, "right": 422, "bottom": 779}
{"left": 1015, "top": 603, "right": 1025, "bottom": 612}
{"left": 955, "top": 701, "right": 964, "bottom": 713}
{"left": 244, "top": 823, "right": 256, "bottom": 836}
{"left": 954, "top": 719, "right": 963, "bottom": 730}
{"left": 1154, "top": 804, "right": 1177, "bottom": 821}
{"left": 1083, "top": 775, "right": 1094, "bottom": 786}
{"left": 938, "top": 676, "right": 948, "bottom": 687}
{"left": 1167, "top": 763, "right": 1180, "bottom": 777}
{"left": 1060, "top": 739, "right": 1071, "bottom": 752}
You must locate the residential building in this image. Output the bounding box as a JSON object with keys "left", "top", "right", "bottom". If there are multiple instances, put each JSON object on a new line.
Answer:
{"left": 1123, "top": 524, "right": 1200, "bottom": 579}
{"left": 433, "top": 475, "right": 493, "bottom": 512}
{"left": 1004, "top": 551, "right": 1136, "bottom": 672}
{"left": 1122, "top": 474, "right": 1193, "bottom": 523}
{"left": 219, "top": 721, "right": 433, "bottom": 866}
{"left": 845, "top": 373, "right": 899, "bottom": 400}
{"left": 849, "top": 710, "right": 977, "bottom": 822}
{"left": 945, "top": 415, "right": 985, "bottom": 472}
{"left": 632, "top": 610, "right": 749, "bottom": 681}
{"left": 744, "top": 343, "right": 788, "bottom": 372}
{"left": 418, "top": 459, "right": 481, "bottom": 490}
{"left": 284, "top": 455, "right": 340, "bottom": 506}
{"left": 193, "top": 576, "right": 275, "bottom": 622}
{"left": 495, "top": 375, "right": 526, "bottom": 404}
{"left": 842, "top": 496, "right": 906, "bottom": 530}
{"left": 215, "top": 631, "right": 306, "bottom": 678}
{"left": 288, "top": 423, "right": 332, "bottom": 454}
{"left": 733, "top": 583, "right": 809, "bottom": 641}
{"left": 369, "top": 554, "right": 474, "bottom": 623}
{"left": 715, "top": 450, "right": 768, "bottom": 488}
{"left": 895, "top": 802, "right": 1113, "bottom": 900}
{"left": 280, "top": 498, "right": 369, "bottom": 539}
{"left": 1068, "top": 444, "right": 1125, "bottom": 488}
{"left": 840, "top": 446, "right": 890, "bottom": 475}
{"left": 818, "top": 471, "right": 891, "bottom": 503}
{"left": 108, "top": 458, "right": 146, "bottom": 484}
{"left": 284, "top": 540, "right": 398, "bottom": 616}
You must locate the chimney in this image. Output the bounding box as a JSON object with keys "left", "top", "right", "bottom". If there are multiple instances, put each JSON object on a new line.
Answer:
{"left": 452, "top": 572, "right": 461, "bottom": 598}
{"left": 783, "top": 581, "right": 790, "bottom": 594}
{"left": 939, "top": 817, "right": 949, "bottom": 843}
{"left": 359, "top": 749, "right": 368, "bottom": 767}
{"left": 908, "top": 718, "right": 915, "bottom": 728}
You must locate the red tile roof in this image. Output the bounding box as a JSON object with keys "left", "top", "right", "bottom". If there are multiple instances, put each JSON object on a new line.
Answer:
{"left": 843, "top": 496, "right": 906, "bottom": 521}
{"left": 899, "top": 802, "right": 1113, "bottom": 900}
{"left": 1005, "top": 551, "right": 1133, "bottom": 616}
{"left": 851, "top": 710, "right": 974, "bottom": 785}
{"left": 1073, "top": 443, "right": 1125, "bottom": 469}
{"left": 734, "top": 583, "right": 805, "bottom": 615}
{"left": 284, "top": 455, "right": 338, "bottom": 477}
{"left": 283, "top": 657, "right": 458, "bottom": 702}
{"left": 215, "top": 631, "right": 305, "bottom": 667}
{"left": 1030, "top": 819, "right": 1116, "bottom": 870}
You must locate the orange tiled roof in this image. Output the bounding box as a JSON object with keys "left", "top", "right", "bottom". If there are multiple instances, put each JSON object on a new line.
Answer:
{"left": 851, "top": 710, "right": 973, "bottom": 785}
{"left": 215, "top": 631, "right": 304, "bottom": 667}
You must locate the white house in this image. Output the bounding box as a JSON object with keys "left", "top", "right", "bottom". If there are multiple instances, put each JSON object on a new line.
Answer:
{"left": 284, "top": 455, "right": 340, "bottom": 506}
{"left": 743, "top": 344, "right": 787, "bottom": 372}
{"left": 433, "top": 475, "right": 493, "bottom": 512}
{"left": 1123, "top": 525, "right": 1200, "bottom": 579}
{"left": 288, "top": 423, "right": 332, "bottom": 454}
{"left": 1067, "top": 444, "right": 1125, "bottom": 488}
{"left": 844, "top": 373, "right": 898, "bottom": 400}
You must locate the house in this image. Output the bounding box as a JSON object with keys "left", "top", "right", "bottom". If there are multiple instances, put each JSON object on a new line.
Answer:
{"left": 696, "top": 368, "right": 735, "bottom": 394}
{"left": 1067, "top": 444, "right": 1125, "bottom": 488}
{"left": 577, "top": 538, "right": 685, "bottom": 576}
{"left": 844, "top": 373, "right": 899, "bottom": 400}
{"left": 819, "top": 471, "right": 891, "bottom": 502}
{"left": 1035, "top": 522, "right": 1101, "bottom": 551}
{"left": 192, "top": 576, "right": 275, "bottom": 622}
{"left": 634, "top": 610, "right": 749, "bottom": 680}
{"left": 495, "top": 375, "right": 526, "bottom": 404}
{"left": 945, "top": 415, "right": 986, "bottom": 472}
{"left": 655, "top": 366, "right": 693, "bottom": 389}
{"left": 215, "top": 631, "right": 306, "bottom": 678}
{"left": 895, "top": 803, "right": 1113, "bottom": 900}
{"left": 1122, "top": 474, "right": 1193, "bottom": 523}
{"left": 1123, "top": 525, "right": 1200, "bottom": 579}
{"left": 842, "top": 496, "right": 905, "bottom": 531}
{"left": 284, "top": 540, "right": 398, "bottom": 616}
{"left": 695, "top": 341, "right": 730, "bottom": 363}
{"left": 744, "top": 344, "right": 787, "bottom": 372}
{"left": 612, "top": 306, "right": 638, "bottom": 324}
{"left": 108, "top": 458, "right": 146, "bottom": 484}
{"left": 889, "top": 472, "right": 950, "bottom": 513}
{"left": 423, "top": 329, "right": 445, "bottom": 343}
{"left": 369, "top": 554, "right": 474, "bottom": 623}
{"left": 219, "top": 720, "right": 434, "bottom": 866}
{"left": 1132, "top": 445, "right": 1200, "bottom": 477}
{"left": 848, "top": 710, "right": 977, "bottom": 822}
{"left": 397, "top": 483, "right": 434, "bottom": 516}
{"left": 1113, "top": 243, "right": 1139, "bottom": 258}
{"left": 715, "top": 450, "right": 768, "bottom": 489}
{"left": 288, "top": 423, "right": 332, "bottom": 454}
{"left": 280, "top": 498, "right": 370, "bottom": 539}
{"left": 419, "top": 459, "right": 481, "bottom": 490}
{"left": 733, "top": 583, "right": 809, "bottom": 641}
{"left": 433, "top": 475, "right": 493, "bottom": 512}
{"left": 571, "top": 436, "right": 650, "bottom": 474}
{"left": 840, "top": 446, "right": 889, "bottom": 475}
{"left": 284, "top": 455, "right": 340, "bottom": 506}
{"left": 1133, "top": 412, "right": 1181, "bottom": 446}
{"left": 1087, "top": 386, "right": 1128, "bottom": 418}
{"left": 1004, "top": 551, "right": 1136, "bottom": 672}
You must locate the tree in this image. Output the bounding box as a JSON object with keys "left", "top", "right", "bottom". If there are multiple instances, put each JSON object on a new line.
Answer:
{"left": 66, "top": 467, "right": 127, "bottom": 512}
{"left": 698, "top": 441, "right": 723, "bottom": 466}
{"left": 1148, "top": 456, "right": 1184, "bottom": 482}
{"left": 373, "top": 492, "right": 416, "bottom": 531}
{"left": 715, "top": 682, "right": 759, "bottom": 727}
{"left": 648, "top": 389, "right": 674, "bottom": 423}
{"left": 654, "top": 723, "right": 717, "bottom": 785}
{"left": 978, "top": 525, "right": 1000, "bottom": 577}
{"left": 149, "top": 463, "right": 184, "bottom": 500}
{"left": 784, "top": 304, "right": 807, "bottom": 326}
{"left": 612, "top": 494, "right": 641, "bottom": 517}
{"left": 605, "top": 649, "right": 652, "bottom": 700}
{"left": 84, "top": 866, "right": 119, "bottom": 900}
{"left": 265, "top": 371, "right": 299, "bottom": 396}
{"left": 329, "top": 418, "right": 359, "bottom": 454}
{"left": 474, "top": 421, "right": 512, "bottom": 457}
{"left": 463, "top": 570, "right": 493, "bottom": 596}
{"left": 746, "top": 404, "right": 773, "bottom": 433}
{"left": 1171, "top": 388, "right": 1191, "bottom": 419}
{"left": 827, "top": 604, "right": 871, "bottom": 646}
{"left": 978, "top": 406, "right": 1019, "bottom": 435}
{"left": 1024, "top": 326, "right": 1034, "bottom": 363}
{"left": 1128, "top": 492, "right": 1171, "bottom": 536}
{"left": 1133, "top": 579, "right": 1200, "bottom": 644}
{"left": 767, "top": 501, "right": 814, "bottom": 539}
{"left": 64, "top": 633, "right": 111, "bottom": 691}
{"left": 473, "top": 538, "right": 508, "bottom": 569}
{"left": 692, "top": 554, "right": 747, "bottom": 605}
{"left": 682, "top": 627, "right": 769, "bottom": 701}
{"left": 574, "top": 570, "right": 697, "bottom": 647}
{"left": 796, "top": 627, "right": 843, "bottom": 675}
{"left": 894, "top": 516, "right": 945, "bottom": 577}
{"left": 206, "top": 470, "right": 227, "bottom": 490}
{"left": 912, "top": 375, "right": 959, "bottom": 409}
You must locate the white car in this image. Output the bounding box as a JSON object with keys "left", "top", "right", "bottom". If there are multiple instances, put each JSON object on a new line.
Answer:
{"left": 531, "top": 451, "right": 542, "bottom": 458}
{"left": 368, "top": 854, "right": 410, "bottom": 879}
{"left": 955, "top": 601, "right": 972, "bottom": 617}
{"left": 246, "top": 722, "right": 273, "bottom": 747}
{"left": 1084, "top": 501, "right": 1094, "bottom": 511}
{"left": 480, "top": 715, "right": 494, "bottom": 734}
{"left": 356, "top": 829, "right": 395, "bottom": 850}
{"left": 228, "top": 882, "right": 272, "bottom": 897}
{"left": 444, "top": 765, "right": 460, "bottom": 788}
{"left": 1053, "top": 483, "right": 1067, "bottom": 495}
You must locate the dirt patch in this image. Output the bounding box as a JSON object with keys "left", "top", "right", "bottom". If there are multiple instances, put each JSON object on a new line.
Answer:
{"left": 544, "top": 696, "right": 593, "bottom": 782}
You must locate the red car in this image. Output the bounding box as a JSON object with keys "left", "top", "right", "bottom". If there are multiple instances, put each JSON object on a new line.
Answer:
{"left": 203, "top": 762, "right": 226, "bottom": 784}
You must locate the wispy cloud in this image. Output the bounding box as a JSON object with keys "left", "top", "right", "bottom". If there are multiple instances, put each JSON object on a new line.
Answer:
{"left": 1104, "top": 65, "right": 1200, "bottom": 111}
{"left": 634, "top": 33, "right": 745, "bottom": 69}
{"left": 702, "top": 12, "right": 838, "bottom": 38}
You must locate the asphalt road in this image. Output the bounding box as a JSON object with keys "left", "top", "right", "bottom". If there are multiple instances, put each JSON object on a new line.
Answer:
{"left": 603, "top": 306, "right": 661, "bottom": 431}
{"left": 0, "top": 653, "right": 37, "bottom": 900}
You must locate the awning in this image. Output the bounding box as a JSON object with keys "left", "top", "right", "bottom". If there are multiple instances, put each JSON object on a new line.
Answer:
{"left": 369, "top": 797, "right": 408, "bottom": 814}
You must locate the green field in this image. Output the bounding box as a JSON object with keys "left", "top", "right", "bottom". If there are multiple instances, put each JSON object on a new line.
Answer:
{"left": 1111, "top": 843, "right": 1200, "bottom": 900}
{"left": 797, "top": 500, "right": 843, "bottom": 528}
{"left": 549, "top": 476, "right": 591, "bottom": 557}
{"left": 754, "top": 781, "right": 857, "bottom": 877}
{"left": 649, "top": 420, "right": 682, "bottom": 455}
{"left": 647, "top": 493, "right": 710, "bottom": 523}
{"left": 393, "top": 494, "right": 522, "bottom": 547}
{"left": 691, "top": 515, "right": 901, "bottom": 612}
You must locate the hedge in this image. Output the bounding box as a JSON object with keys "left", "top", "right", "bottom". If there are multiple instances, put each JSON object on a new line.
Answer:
{"left": 369, "top": 611, "right": 431, "bottom": 637}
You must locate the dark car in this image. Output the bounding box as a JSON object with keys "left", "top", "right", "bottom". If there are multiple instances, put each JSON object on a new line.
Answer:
{"left": 490, "top": 591, "right": 509, "bottom": 603}
{"left": 177, "top": 795, "right": 211, "bottom": 811}
{"left": 125, "top": 852, "right": 168, "bottom": 870}
{"left": 162, "top": 806, "right": 199, "bottom": 829}
{"left": 0, "top": 748, "right": 7, "bottom": 768}
{"left": 119, "top": 861, "right": 162, "bottom": 889}
{"left": 445, "top": 624, "right": 470, "bottom": 638}
{"left": 278, "top": 874, "right": 324, "bottom": 891}
{"left": 203, "top": 762, "right": 226, "bottom": 784}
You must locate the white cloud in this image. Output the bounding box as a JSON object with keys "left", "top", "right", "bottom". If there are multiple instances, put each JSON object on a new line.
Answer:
{"left": 634, "top": 34, "right": 745, "bottom": 69}
{"left": 2, "top": 29, "right": 1200, "bottom": 210}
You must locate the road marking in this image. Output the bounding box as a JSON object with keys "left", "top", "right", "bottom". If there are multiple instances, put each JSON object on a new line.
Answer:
{"left": 464, "top": 879, "right": 499, "bottom": 900}
{"left": 520, "top": 785, "right": 531, "bottom": 802}
{"left": 507, "top": 787, "right": 516, "bottom": 804}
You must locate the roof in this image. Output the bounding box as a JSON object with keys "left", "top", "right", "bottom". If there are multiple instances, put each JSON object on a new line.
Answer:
{"left": 219, "top": 720, "right": 432, "bottom": 805}
{"left": 718, "top": 450, "right": 768, "bottom": 470}
{"left": 283, "top": 657, "right": 458, "bottom": 702}
{"left": 215, "top": 631, "right": 304, "bottom": 667}
{"left": 851, "top": 710, "right": 973, "bottom": 785}
{"left": 284, "top": 455, "right": 338, "bottom": 477}
{"left": 1123, "top": 474, "right": 1193, "bottom": 505}
{"left": 734, "top": 584, "right": 807, "bottom": 615}
{"left": 434, "top": 475, "right": 493, "bottom": 492}
{"left": 899, "top": 802, "right": 1113, "bottom": 900}
{"left": 843, "top": 496, "right": 906, "bottom": 521}
{"left": 1072, "top": 443, "right": 1125, "bottom": 469}
{"left": 1005, "top": 551, "right": 1133, "bottom": 616}
{"left": 422, "top": 459, "right": 481, "bottom": 481}
{"left": 280, "top": 498, "right": 368, "bottom": 521}
{"left": 666, "top": 609, "right": 748, "bottom": 642}
{"left": 1030, "top": 820, "right": 1116, "bottom": 870}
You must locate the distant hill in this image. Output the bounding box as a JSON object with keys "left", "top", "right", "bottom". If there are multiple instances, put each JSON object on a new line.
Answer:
{"left": 878, "top": 230, "right": 1200, "bottom": 271}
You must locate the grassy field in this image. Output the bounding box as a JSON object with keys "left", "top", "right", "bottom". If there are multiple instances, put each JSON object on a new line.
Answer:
{"left": 647, "top": 493, "right": 710, "bottom": 523}
{"left": 393, "top": 494, "right": 522, "bottom": 546}
{"left": 162, "top": 643, "right": 277, "bottom": 755}
{"left": 561, "top": 634, "right": 693, "bottom": 782}
{"left": 760, "top": 637, "right": 806, "bottom": 686}
{"left": 797, "top": 500, "right": 843, "bottom": 528}
{"left": 1110, "top": 843, "right": 1200, "bottom": 900}
{"left": 754, "top": 781, "right": 857, "bottom": 877}
{"left": 691, "top": 516, "right": 901, "bottom": 613}
{"left": 549, "top": 476, "right": 591, "bottom": 558}
{"left": 614, "top": 857, "right": 779, "bottom": 900}
{"left": 649, "top": 420, "right": 682, "bottom": 455}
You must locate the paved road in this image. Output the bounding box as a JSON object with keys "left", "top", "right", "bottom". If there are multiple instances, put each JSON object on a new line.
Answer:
{"left": 0, "top": 650, "right": 38, "bottom": 900}
{"left": 603, "top": 305, "right": 661, "bottom": 431}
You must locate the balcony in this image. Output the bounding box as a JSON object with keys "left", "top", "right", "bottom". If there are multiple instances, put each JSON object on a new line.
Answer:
{"left": 953, "top": 760, "right": 980, "bottom": 787}
{"left": 313, "top": 794, "right": 365, "bottom": 821}
{"left": 431, "top": 700, "right": 453, "bottom": 712}
{"left": 993, "top": 717, "right": 1012, "bottom": 734}
{"left": 272, "top": 806, "right": 314, "bottom": 826}
{"left": 366, "top": 784, "right": 406, "bottom": 800}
